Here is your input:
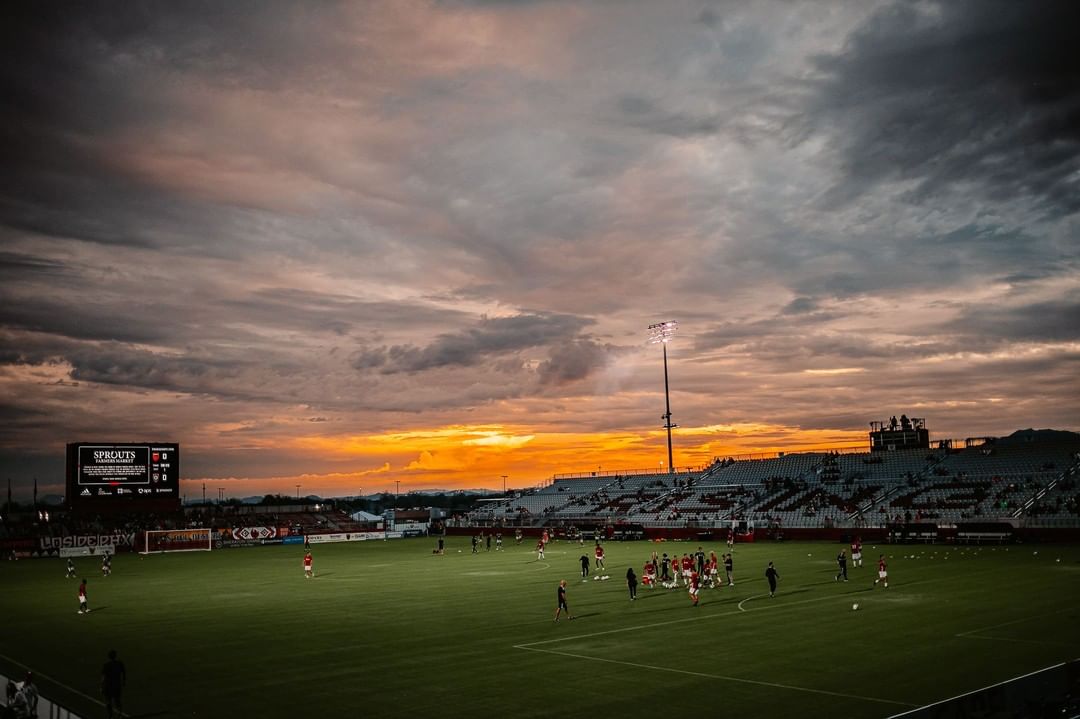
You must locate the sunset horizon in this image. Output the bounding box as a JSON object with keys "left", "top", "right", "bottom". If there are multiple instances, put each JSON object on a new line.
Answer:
{"left": 2, "top": 1, "right": 1077, "bottom": 502}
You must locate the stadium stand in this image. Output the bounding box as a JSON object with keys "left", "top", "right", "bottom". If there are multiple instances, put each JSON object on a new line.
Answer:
{"left": 461, "top": 431, "right": 1080, "bottom": 538}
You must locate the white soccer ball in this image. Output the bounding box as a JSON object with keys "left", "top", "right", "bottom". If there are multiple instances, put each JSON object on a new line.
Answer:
{"left": 852, "top": 603, "right": 859, "bottom": 611}
{"left": 593, "top": 575, "right": 600, "bottom": 581}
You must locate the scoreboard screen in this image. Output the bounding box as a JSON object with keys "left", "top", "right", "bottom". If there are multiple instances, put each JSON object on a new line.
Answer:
{"left": 67, "top": 442, "right": 180, "bottom": 506}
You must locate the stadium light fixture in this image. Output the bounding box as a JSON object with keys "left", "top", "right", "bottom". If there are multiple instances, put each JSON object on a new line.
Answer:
{"left": 647, "top": 321, "right": 679, "bottom": 474}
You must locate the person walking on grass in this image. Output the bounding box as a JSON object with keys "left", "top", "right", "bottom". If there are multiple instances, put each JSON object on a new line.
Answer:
{"left": 626, "top": 567, "right": 638, "bottom": 600}
{"left": 765, "top": 562, "right": 780, "bottom": 597}
{"left": 836, "top": 549, "right": 848, "bottom": 582}
{"left": 77, "top": 578, "right": 89, "bottom": 614}
{"left": 554, "top": 579, "right": 574, "bottom": 621}
{"left": 874, "top": 554, "right": 889, "bottom": 588}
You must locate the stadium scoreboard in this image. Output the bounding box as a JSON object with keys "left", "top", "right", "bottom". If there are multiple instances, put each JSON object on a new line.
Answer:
{"left": 66, "top": 442, "right": 180, "bottom": 510}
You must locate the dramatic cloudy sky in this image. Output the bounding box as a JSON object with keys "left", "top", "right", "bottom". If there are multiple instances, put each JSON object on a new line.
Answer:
{"left": 2, "top": 0, "right": 1077, "bottom": 499}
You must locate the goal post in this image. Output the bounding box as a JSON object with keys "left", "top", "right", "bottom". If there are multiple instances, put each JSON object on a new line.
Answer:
{"left": 140, "top": 528, "right": 213, "bottom": 554}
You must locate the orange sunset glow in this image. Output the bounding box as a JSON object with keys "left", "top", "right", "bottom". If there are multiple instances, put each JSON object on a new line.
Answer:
{"left": 1, "top": 1, "right": 1077, "bottom": 501}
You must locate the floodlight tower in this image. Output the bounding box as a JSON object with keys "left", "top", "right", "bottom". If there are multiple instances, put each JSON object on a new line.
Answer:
{"left": 647, "top": 321, "right": 678, "bottom": 474}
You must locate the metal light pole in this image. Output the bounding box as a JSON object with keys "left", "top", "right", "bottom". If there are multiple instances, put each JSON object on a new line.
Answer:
{"left": 501, "top": 475, "right": 508, "bottom": 494}
{"left": 295, "top": 484, "right": 301, "bottom": 500}
{"left": 648, "top": 321, "right": 678, "bottom": 474}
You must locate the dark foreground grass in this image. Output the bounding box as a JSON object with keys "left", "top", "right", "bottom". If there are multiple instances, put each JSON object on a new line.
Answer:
{"left": 1, "top": 538, "right": 1078, "bottom": 718}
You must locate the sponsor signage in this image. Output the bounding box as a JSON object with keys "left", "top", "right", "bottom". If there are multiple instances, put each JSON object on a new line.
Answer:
{"left": 40, "top": 533, "right": 137, "bottom": 550}
{"left": 306, "top": 531, "right": 399, "bottom": 544}
{"left": 59, "top": 546, "right": 115, "bottom": 558}
{"left": 66, "top": 442, "right": 180, "bottom": 508}
{"left": 231, "top": 526, "right": 278, "bottom": 541}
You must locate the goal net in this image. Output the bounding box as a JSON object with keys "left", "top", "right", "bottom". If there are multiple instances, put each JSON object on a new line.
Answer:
{"left": 141, "top": 528, "right": 213, "bottom": 554}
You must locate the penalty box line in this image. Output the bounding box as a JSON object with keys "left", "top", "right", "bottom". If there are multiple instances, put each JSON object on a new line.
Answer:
{"left": 885, "top": 660, "right": 1070, "bottom": 719}
{"left": 955, "top": 607, "right": 1077, "bottom": 647}
{"left": 516, "top": 644, "right": 916, "bottom": 708}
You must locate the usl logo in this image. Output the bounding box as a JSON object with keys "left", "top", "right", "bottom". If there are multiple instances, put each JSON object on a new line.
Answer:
{"left": 231, "top": 527, "right": 277, "bottom": 541}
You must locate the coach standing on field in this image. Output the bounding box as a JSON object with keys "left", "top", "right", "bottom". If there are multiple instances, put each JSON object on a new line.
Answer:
{"left": 765, "top": 562, "right": 780, "bottom": 598}
{"left": 102, "top": 649, "right": 126, "bottom": 719}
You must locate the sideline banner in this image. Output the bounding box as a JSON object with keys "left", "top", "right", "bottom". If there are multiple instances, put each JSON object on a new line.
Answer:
{"left": 231, "top": 526, "right": 277, "bottom": 541}
{"left": 60, "top": 546, "right": 114, "bottom": 558}
{"left": 40, "top": 533, "right": 137, "bottom": 551}
{"left": 306, "top": 531, "right": 401, "bottom": 544}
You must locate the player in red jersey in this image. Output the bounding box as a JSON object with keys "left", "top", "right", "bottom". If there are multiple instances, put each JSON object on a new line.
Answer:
{"left": 594, "top": 544, "right": 605, "bottom": 571}
{"left": 681, "top": 554, "right": 692, "bottom": 585}
{"left": 77, "top": 578, "right": 89, "bottom": 614}
{"left": 303, "top": 551, "right": 313, "bottom": 579}
{"left": 688, "top": 568, "right": 700, "bottom": 606}
{"left": 643, "top": 561, "right": 656, "bottom": 588}
{"left": 873, "top": 554, "right": 888, "bottom": 588}
{"left": 536, "top": 539, "right": 546, "bottom": 560}
{"left": 708, "top": 552, "right": 720, "bottom": 588}
{"left": 542, "top": 529, "right": 550, "bottom": 545}
{"left": 851, "top": 537, "right": 863, "bottom": 568}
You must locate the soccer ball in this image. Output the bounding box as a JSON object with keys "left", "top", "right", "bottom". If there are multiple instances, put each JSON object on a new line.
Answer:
{"left": 852, "top": 603, "right": 859, "bottom": 611}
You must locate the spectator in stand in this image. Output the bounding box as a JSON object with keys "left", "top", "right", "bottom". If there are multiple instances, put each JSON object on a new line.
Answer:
{"left": 17, "top": 672, "right": 38, "bottom": 719}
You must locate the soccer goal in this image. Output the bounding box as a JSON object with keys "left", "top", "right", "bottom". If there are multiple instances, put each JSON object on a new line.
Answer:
{"left": 140, "top": 528, "right": 214, "bottom": 554}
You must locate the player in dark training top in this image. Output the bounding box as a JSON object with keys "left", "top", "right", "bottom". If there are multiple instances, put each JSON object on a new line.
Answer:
{"left": 765, "top": 562, "right": 780, "bottom": 597}
{"left": 554, "top": 579, "right": 573, "bottom": 621}
{"left": 835, "top": 549, "right": 848, "bottom": 582}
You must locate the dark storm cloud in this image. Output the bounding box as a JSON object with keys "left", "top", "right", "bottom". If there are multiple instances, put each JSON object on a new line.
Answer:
{"left": 537, "top": 339, "right": 621, "bottom": 386}
{"left": 65, "top": 344, "right": 248, "bottom": 395}
{"left": 0, "top": 251, "right": 74, "bottom": 279}
{"left": 948, "top": 298, "right": 1080, "bottom": 344}
{"left": 225, "top": 289, "right": 472, "bottom": 336}
{"left": 354, "top": 312, "right": 593, "bottom": 374}
{"left": 0, "top": 2, "right": 358, "bottom": 255}
{"left": 813, "top": 0, "right": 1080, "bottom": 214}
{"left": 0, "top": 294, "right": 178, "bottom": 344}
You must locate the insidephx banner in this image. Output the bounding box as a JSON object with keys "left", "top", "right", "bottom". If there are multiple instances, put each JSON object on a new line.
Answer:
{"left": 66, "top": 442, "right": 180, "bottom": 510}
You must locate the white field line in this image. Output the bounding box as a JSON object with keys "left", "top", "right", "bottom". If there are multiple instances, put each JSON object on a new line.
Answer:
{"left": 955, "top": 606, "right": 1074, "bottom": 638}
{"left": 885, "top": 661, "right": 1069, "bottom": 719}
{"left": 954, "top": 607, "right": 1077, "bottom": 647}
{"left": 515, "top": 644, "right": 917, "bottom": 708}
{"left": 518, "top": 576, "right": 945, "bottom": 650}
{"left": 0, "top": 651, "right": 105, "bottom": 709}
{"left": 738, "top": 593, "right": 768, "bottom": 611}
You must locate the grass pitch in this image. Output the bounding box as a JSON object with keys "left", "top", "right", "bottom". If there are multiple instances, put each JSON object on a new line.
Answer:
{"left": 1, "top": 538, "right": 1078, "bottom": 718}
